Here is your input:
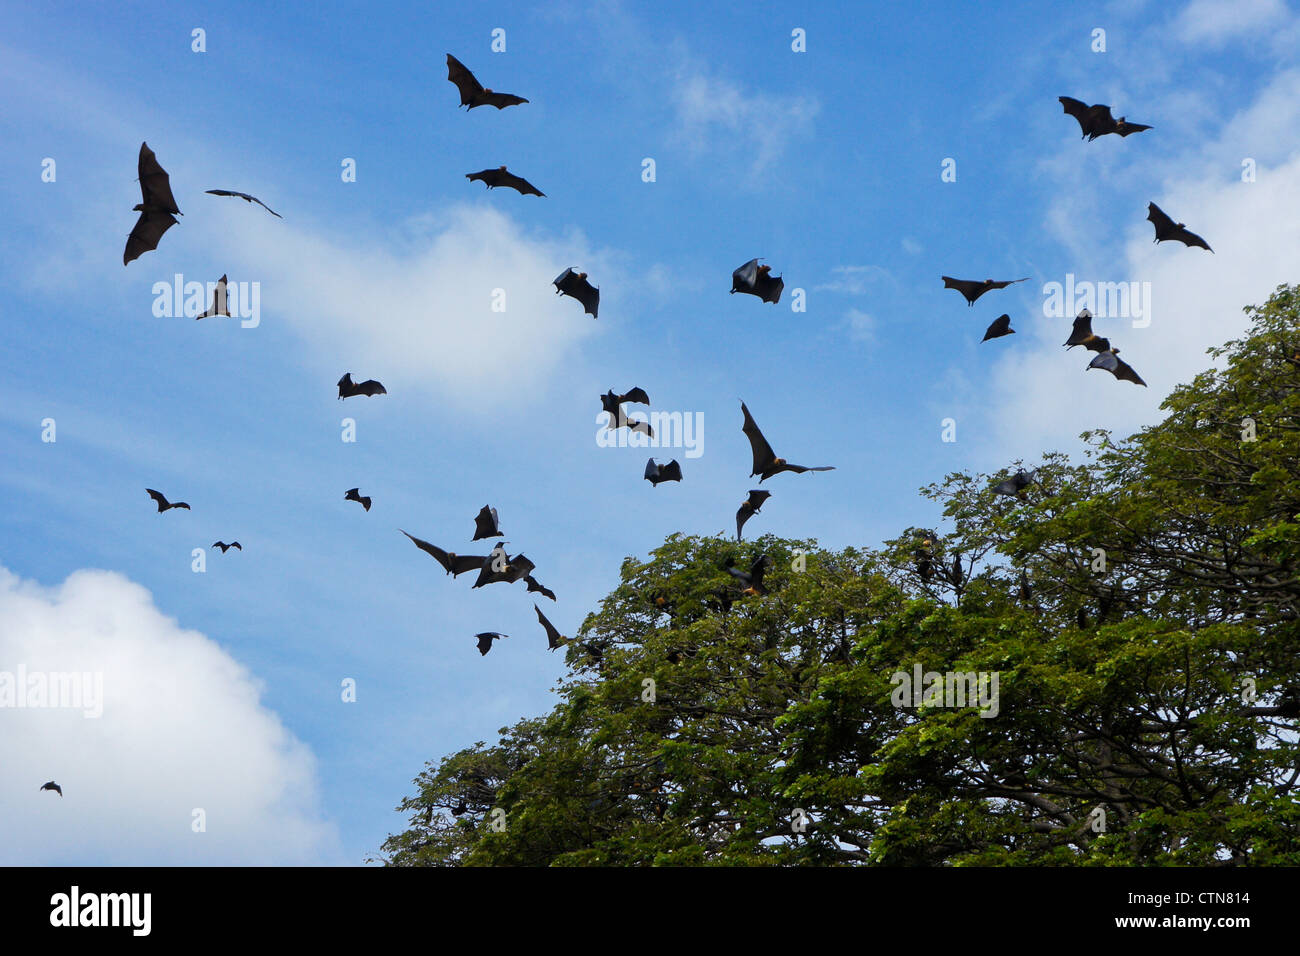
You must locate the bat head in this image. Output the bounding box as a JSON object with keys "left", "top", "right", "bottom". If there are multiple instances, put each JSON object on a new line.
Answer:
{"left": 773, "top": 457, "right": 786, "bottom": 466}
{"left": 757, "top": 264, "right": 771, "bottom": 275}
{"left": 498, "top": 165, "right": 507, "bottom": 171}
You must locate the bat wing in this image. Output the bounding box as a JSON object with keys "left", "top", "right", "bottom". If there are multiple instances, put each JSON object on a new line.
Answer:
{"left": 525, "top": 576, "right": 556, "bottom": 601}
{"left": 124, "top": 210, "right": 177, "bottom": 265}
{"left": 475, "top": 633, "right": 498, "bottom": 656}
{"left": 446, "top": 54, "right": 485, "bottom": 106}
{"left": 1064, "top": 312, "right": 1094, "bottom": 347}
{"left": 1116, "top": 121, "right": 1152, "bottom": 137}
{"left": 599, "top": 390, "right": 621, "bottom": 420}
{"left": 146, "top": 488, "right": 168, "bottom": 510}
{"left": 759, "top": 274, "right": 784, "bottom": 304}
{"left": 992, "top": 479, "right": 1017, "bottom": 496}
{"left": 466, "top": 169, "right": 501, "bottom": 188}
{"left": 736, "top": 503, "right": 752, "bottom": 540}
{"left": 983, "top": 314, "right": 1013, "bottom": 341}
{"left": 1147, "top": 202, "right": 1175, "bottom": 238}
{"left": 1173, "top": 225, "right": 1212, "bottom": 252}
{"left": 138, "top": 143, "right": 181, "bottom": 214}
{"left": 1088, "top": 351, "right": 1120, "bottom": 376}
{"left": 505, "top": 172, "right": 544, "bottom": 197}
{"left": 1058, "top": 96, "right": 1092, "bottom": 135}
{"left": 450, "top": 553, "right": 489, "bottom": 576}
{"left": 941, "top": 276, "right": 982, "bottom": 302}
{"left": 575, "top": 280, "right": 599, "bottom": 317}
{"left": 505, "top": 553, "right": 536, "bottom": 582}
{"left": 399, "top": 530, "right": 456, "bottom": 574}
{"left": 661, "top": 460, "right": 683, "bottom": 483}
{"left": 731, "top": 259, "right": 760, "bottom": 294}
{"left": 740, "top": 402, "right": 778, "bottom": 477}
{"left": 535, "top": 604, "right": 565, "bottom": 649}
{"left": 782, "top": 464, "right": 836, "bottom": 475}
{"left": 644, "top": 458, "right": 660, "bottom": 481}
{"left": 472, "top": 506, "right": 501, "bottom": 540}
{"left": 621, "top": 387, "right": 650, "bottom": 406}
{"left": 1115, "top": 357, "right": 1147, "bottom": 386}
{"left": 483, "top": 91, "right": 529, "bottom": 109}
{"left": 357, "top": 380, "right": 387, "bottom": 396}
{"left": 988, "top": 278, "right": 1030, "bottom": 290}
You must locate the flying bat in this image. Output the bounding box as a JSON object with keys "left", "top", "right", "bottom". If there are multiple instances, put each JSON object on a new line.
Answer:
{"left": 1063, "top": 309, "right": 1110, "bottom": 353}
{"left": 1058, "top": 96, "right": 1151, "bottom": 140}
{"left": 600, "top": 390, "right": 653, "bottom": 436}
{"left": 205, "top": 189, "right": 282, "bottom": 218}
{"left": 644, "top": 459, "right": 682, "bottom": 486}
{"left": 472, "top": 544, "right": 535, "bottom": 588}
{"left": 534, "top": 604, "right": 569, "bottom": 650}
{"left": 736, "top": 489, "right": 772, "bottom": 540}
{"left": 146, "top": 488, "right": 190, "bottom": 512}
{"left": 524, "top": 575, "right": 556, "bottom": 601}
{"left": 473, "top": 505, "right": 502, "bottom": 541}
{"left": 726, "top": 554, "right": 770, "bottom": 596}
{"left": 1146, "top": 203, "right": 1212, "bottom": 252}
{"left": 399, "top": 530, "right": 486, "bottom": 576}
{"left": 212, "top": 541, "right": 242, "bottom": 553}
{"left": 992, "top": 469, "right": 1038, "bottom": 497}
{"left": 466, "top": 166, "right": 545, "bottom": 197}
{"left": 337, "top": 373, "right": 387, "bottom": 399}
{"left": 124, "top": 142, "right": 181, "bottom": 265}
{"left": 345, "top": 487, "right": 372, "bottom": 511}
{"left": 1088, "top": 349, "right": 1147, "bottom": 386}
{"left": 741, "top": 401, "right": 835, "bottom": 481}
{"left": 554, "top": 268, "right": 599, "bottom": 318}
{"left": 197, "top": 275, "right": 231, "bottom": 319}
{"left": 982, "top": 314, "right": 1014, "bottom": 341}
{"left": 40, "top": 781, "right": 62, "bottom": 797}
{"left": 446, "top": 54, "right": 529, "bottom": 110}
{"left": 475, "top": 632, "right": 507, "bottom": 656}
{"left": 942, "top": 276, "right": 1030, "bottom": 306}
{"left": 731, "top": 258, "right": 784, "bottom": 304}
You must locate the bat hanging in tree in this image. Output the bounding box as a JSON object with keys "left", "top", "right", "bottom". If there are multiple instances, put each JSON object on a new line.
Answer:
{"left": 942, "top": 276, "right": 1029, "bottom": 306}
{"left": 212, "top": 541, "right": 242, "bottom": 553}
{"left": 473, "top": 505, "right": 503, "bottom": 540}
{"left": 205, "top": 189, "right": 282, "bottom": 218}
{"left": 1088, "top": 349, "right": 1147, "bottom": 386}
{"left": 741, "top": 402, "right": 835, "bottom": 481}
{"left": 1063, "top": 309, "right": 1110, "bottom": 352}
{"left": 1058, "top": 96, "right": 1151, "bottom": 140}
{"left": 345, "top": 488, "right": 372, "bottom": 511}
{"left": 735, "top": 489, "right": 771, "bottom": 540}
{"left": 124, "top": 142, "right": 182, "bottom": 265}
{"left": 338, "top": 373, "right": 387, "bottom": 399}
{"left": 644, "top": 459, "right": 682, "bottom": 486}
{"left": 446, "top": 54, "right": 529, "bottom": 110}
{"left": 534, "top": 604, "right": 570, "bottom": 650}
{"left": 554, "top": 268, "right": 599, "bottom": 318}
{"left": 466, "top": 166, "right": 545, "bottom": 197}
{"left": 475, "top": 632, "right": 507, "bottom": 656}
{"left": 197, "top": 275, "right": 231, "bottom": 319}
{"left": 731, "top": 259, "right": 784, "bottom": 304}
{"left": 982, "top": 314, "right": 1015, "bottom": 341}
{"left": 146, "top": 489, "right": 190, "bottom": 512}
{"left": 1146, "top": 203, "right": 1213, "bottom": 252}
{"left": 399, "top": 530, "right": 487, "bottom": 577}
{"left": 992, "top": 469, "right": 1037, "bottom": 497}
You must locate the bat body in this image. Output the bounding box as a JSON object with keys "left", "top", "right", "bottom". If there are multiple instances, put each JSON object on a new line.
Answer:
{"left": 554, "top": 268, "right": 599, "bottom": 318}
{"left": 950, "top": 553, "right": 964, "bottom": 586}
{"left": 400, "top": 530, "right": 486, "bottom": 576}
{"left": 601, "top": 390, "right": 653, "bottom": 436}
{"left": 524, "top": 575, "right": 556, "bottom": 601}
{"left": 731, "top": 258, "right": 784, "bottom": 304}
{"left": 1058, "top": 96, "right": 1151, "bottom": 141}
{"left": 1019, "top": 571, "right": 1032, "bottom": 603}
{"left": 466, "top": 166, "right": 545, "bottom": 197}
{"left": 644, "top": 459, "right": 682, "bottom": 486}
{"left": 446, "top": 54, "right": 529, "bottom": 110}
{"left": 1063, "top": 309, "right": 1110, "bottom": 353}
{"left": 735, "top": 489, "right": 771, "bottom": 540}
{"left": 40, "top": 780, "right": 62, "bottom": 797}
{"left": 942, "top": 276, "right": 1029, "bottom": 306}
{"left": 205, "top": 189, "right": 282, "bottom": 218}
{"left": 338, "top": 373, "right": 387, "bottom": 399}
{"left": 475, "top": 632, "right": 506, "bottom": 656}
{"left": 534, "top": 604, "right": 569, "bottom": 650}
{"left": 1088, "top": 349, "right": 1147, "bottom": 386}
{"left": 146, "top": 489, "right": 190, "bottom": 512}
{"left": 982, "top": 314, "right": 1014, "bottom": 341}
{"left": 472, "top": 545, "right": 535, "bottom": 588}
{"left": 124, "top": 142, "right": 182, "bottom": 265}
{"left": 345, "top": 487, "right": 372, "bottom": 511}
{"left": 726, "top": 554, "right": 770, "bottom": 596}
{"left": 992, "top": 469, "right": 1037, "bottom": 497}
{"left": 473, "top": 505, "right": 503, "bottom": 540}
{"left": 1147, "top": 202, "right": 1212, "bottom": 252}
{"left": 197, "top": 275, "right": 231, "bottom": 319}
{"left": 741, "top": 401, "right": 835, "bottom": 481}
{"left": 212, "top": 541, "right": 242, "bottom": 553}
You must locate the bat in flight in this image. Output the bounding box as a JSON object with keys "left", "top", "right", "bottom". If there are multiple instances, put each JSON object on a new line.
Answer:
{"left": 473, "top": 544, "right": 535, "bottom": 588}
{"left": 338, "top": 373, "right": 387, "bottom": 399}
{"left": 524, "top": 575, "right": 556, "bottom": 601}
{"left": 554, "top": 268, "right": 599, "bottom": 318}
{"left": 345, "top": 488, "right": 372, "bottom": 511}
{"left": 124, "top": 142, "right": 182, "bottom": 265}
{"left": 741, "top": 401, "right": 835, "bottom": 481}
{"left": 644, "top": 459, "right": 682, "bottom": 486}
{"left": 212, "top": 541, "right": 242, "bottom": 553}
{"left": 1063, "top": 309, "right": 1110, "bottom": 352}
{"left": 40, "top": 781, "right": 62, "bottom": 797}
{"left": 146, "top": 488, "right": 190, "bottom": 512}
{"left": 466, "top": 166, "right": 545, "bottom": 197}
{"left": 1146, "top": 203, "right": 1212, "bottom": 252}
{"left": 942, "top": 276, "right": 1030, "bottom": 306}
{"left": 1058, "top": 96, "right": 1151, "bottom": 140}
{"left": 399, "top": 530, "right": 487, "bottom": 576}
{"left": 473, "top": 505, "right": 503, "bottom": 541}
{"left": 475, "top": 632, "right": 507, "bottom": 656}
{"left": 197, "top": 275, "right": 231, "bottom": 319}
{"left": 446, "top": 54, "right": 529, "bottom": 110}
{"left": 535, "top": 604, "right": 570, "bottom": 650}
{"left": 601, "top": 389, "right": 653, "bottom": 437}
{"left": 731, "top": 258, "right": 784, "bottom": 304}
{"left": 1088, "top": 349, "right": 1147, "bottom": 386}
{"left": 982, "top": 314, "right": 1015, "bottom": 341}
{"left": 736, "top": 489, "right": 772, "bottom": 540}
{"left": 205, "top": 189, "right": 282, "bottom": 218}
{"left": 992, "top": 469, "right": 1037, "bottom": 497}
{"left": 726, "top": 554, "right": 770, "bottom": 596}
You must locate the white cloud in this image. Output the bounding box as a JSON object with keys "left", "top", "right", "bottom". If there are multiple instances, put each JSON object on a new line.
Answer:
{"left": 0, "top": 565, "right": 340, "bottom": 864}
{"left": 816, "top": 265, "right": 892, "bottom": 295}
{"left": 1174, "top": 0, "right": 1290, "bottom": 47}
{"left": 843, "top": 308, "right": 877, "bottom": 345}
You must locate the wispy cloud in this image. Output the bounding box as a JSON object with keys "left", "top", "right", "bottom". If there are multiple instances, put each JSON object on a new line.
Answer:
{"left": 1173, "top": 0, "right": 1290, "bottom": 47}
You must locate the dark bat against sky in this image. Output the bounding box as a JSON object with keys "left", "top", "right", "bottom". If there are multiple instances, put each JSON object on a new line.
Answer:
{"left": 741, "top": 402, "right": 835, "bottom": 481}
{"left": 124, "top": 142, "right": 181, "bottom": 265}
{"left": 446, "top": 54, "right": 529, "bottom": 110}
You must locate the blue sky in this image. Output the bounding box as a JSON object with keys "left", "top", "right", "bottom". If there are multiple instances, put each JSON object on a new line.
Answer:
{"left": 3, "top": 0, "right": 1300, "bottom": 863}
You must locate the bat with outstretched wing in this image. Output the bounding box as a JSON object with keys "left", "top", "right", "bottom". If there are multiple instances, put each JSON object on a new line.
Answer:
{"left": 554, "top": 268, "right": 599, "bottom": 318}
{"left": 942, "top": 276, "right": 1029, "bottom": 306}
{"left": 726, "top": 554, "right": 771, "bottom": 596}
{"left": 466, "top": 166, "right": 545, "bottom": 197}
{"left": 735, "top": 489, "right": 771, "bottom": 540}
{"left": 124, "top": 142, "right": 182, "bottom": 265}
{"left": 212, "top": 541, "right": 242, "bottom": 553}
{"left": 1062, "top": 309, "right": 1110, "bottom": 352}
{"left": 344, "top": 488, "right": 371, "bottom": 511}
{"left": 205, "top": 189, "right": 282, "bottom": 218}
{"left": 982, "top": 314, "right": 1014, "bottom": 341}
{"left": 399, "top": 530, "right": 487, "bottom": 576}
{"left": 146, "top": 489, "right": 190, "bottom": 512}
{"left": 446, "top": 54, "right": 529, "bottom": 110}
{"left": 1088, "top": 349, "right": 1147, "bottom": 386}
{"left": 475, "top": 632, "right": 506, "bottom": 656}
{"left": 534, "top": 604, "right": 569, "bottom": 650}
{"left": 741, "top": 402, "right": 835, "bottom": 481}
{"left": 524, "top": 575, "right": 556, "bottom": 601}
{"left": 473, "top": 505, "right": 502, "bottom": 541}
{"left": 644, "top": 459, "right": 682, "bottom": 486}
{"left": 731, "top": 258, "right": 784, "bottom": 304}
{"left": 992, "top": 469, "right": 1037, "bottom": 497}
{"left": 337, "top": 373, "right": 387, "bottom": 399}
{"left": 1147, "top": 202, "right": 1212, "bottom": 252}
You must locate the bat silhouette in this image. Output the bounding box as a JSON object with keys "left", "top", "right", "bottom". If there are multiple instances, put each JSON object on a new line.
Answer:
{"left": 205, "top": 189, "right": 282, "bottom": 218}
{"left": 338, "top": 373, "right": 387, "bottom": 399}
{"left": 950, "top": 552, "right": 964, "bottom": 586}
{"left": 124, "top": 142, "right": 181, "bottom": 265}
{"left": 475, "top": 632, "right": 507, "bottom": 656}
{"left": 1063, "top": 309, "right": 1110, "bottom": 352}
{"left": 524, "top": 575, "right": 556, "bottom": 601}
{"left": 726, "top": 554, "right": 770, "bottom": 596}
{"left": 1088, "top": 349, "right": 1147, "bottom": 386}
{"left": 473, "top": 505, "right": 503, "bottom": 540}
{"left": 399, "top": 530, "right": 487, "bottom": 576}
{"left": 1147, "top": 203, "right": 1212, "bottom": 252}
{"left": 644, "top": 459, "right": 682, "bottom": 486}
{"left": 942, "top": 276, "right": 1030, "bottom": 306}
{"left": 472, "top": 544, "right": 535, "bottom": 588}
{"left": 1059, "top": 96, "right": 1151, "bottom": 140}
{"left": 345, "top": 488, "right": 372, "bottom": 511}
{"left": 40, "top": 781, "right": 62, "bottom": 797}
{"left": 535, "top": 604, "right": 570, "bottom": 650}
{"left": 466, "top": 166, "right": 545, "bottom": 197}
{"left": 982, "top": 314, "right": 1014, "bottom": 341}
{"left": 601, "top": 390, "right": 653, "bottom": 436}
{"left": 736, "top": 489, "right": 771, "bottom": 540}
{"left": 197, "top": 274, "right": 231, "bottom": 319}
{"left": 554, "top": 268, "right": 600, "bottom": 318}
{"left": 446, "top": 54, "right": 529, "bottom": 110}
{"left": 992, "top": 469, "right": 1037, "bottom": 497}
{"left": 741, "top": 401, "right": 835, "bottom": 481}
{"left": 1019, "top": 570, "right": 1032, "bottom": 603}
{"left": 212, "top": 541, "right": 242, "bottom": 553}
{"left": 731, "top": 258, "right": 784, "bottom": 304}
{"left": 146, "top": 489, "right": 190, "bottom": 512}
